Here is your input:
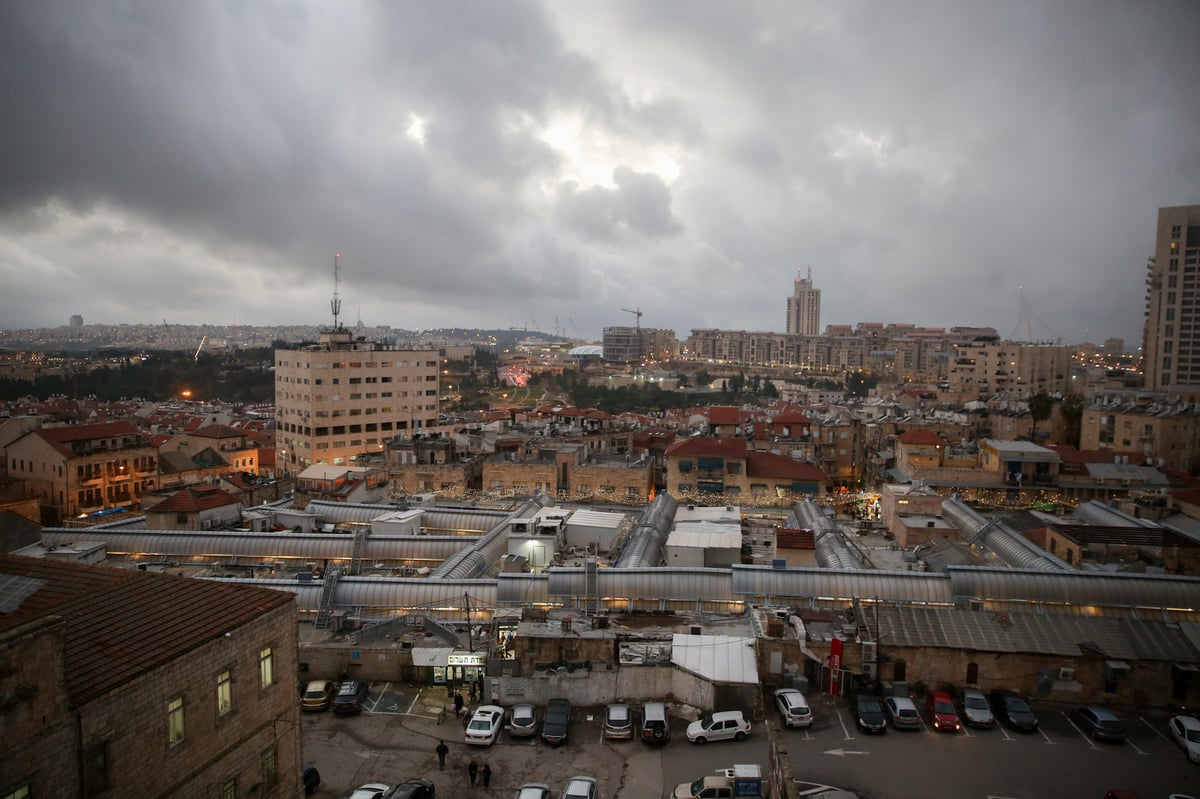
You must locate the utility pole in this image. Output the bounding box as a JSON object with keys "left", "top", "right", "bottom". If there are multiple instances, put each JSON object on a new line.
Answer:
{"left": 464, "top": 592, "right": 473, "bottom": 652}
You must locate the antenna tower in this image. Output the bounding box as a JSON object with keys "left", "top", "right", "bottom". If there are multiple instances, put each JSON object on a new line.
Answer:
{"left": 331, "top": 253, "right": 343, "bottom": 330}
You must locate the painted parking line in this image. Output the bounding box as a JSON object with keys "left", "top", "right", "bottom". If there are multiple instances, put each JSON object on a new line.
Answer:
{"left": 835, "top": 709, "right": 855, "bottom": 741}
{"left": 1037, "top": 727, "right": 1056, "bottom": 745}
{"left": 998, "top": 725, "right": 1015, "bottom": 741}
{"left": 1126, "top": 737, "right": 1150, "bottom": 756}
{"left": 1140, "top": 716, "right": 1173, "bottom": 743}
{"left": 1063, "top": 711, "right": 1099, "bottom": 749}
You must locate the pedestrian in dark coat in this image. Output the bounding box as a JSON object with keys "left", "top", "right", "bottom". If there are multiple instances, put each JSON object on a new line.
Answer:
{"left": 467, "top": 759, "right": 479, "bottom": 787}
{"left": 435, "top": 740, "right": 448, "bottom": 770}
{"left": 453, "top": 691, "right": 464, "bottom": 717}
{"left": 481, "top": 763, "right": 492, "bottom": 788}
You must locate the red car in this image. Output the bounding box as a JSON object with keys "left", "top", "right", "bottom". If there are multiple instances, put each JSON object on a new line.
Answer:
{"left": 926, "top": 691, "right": 961, "bottom": 733}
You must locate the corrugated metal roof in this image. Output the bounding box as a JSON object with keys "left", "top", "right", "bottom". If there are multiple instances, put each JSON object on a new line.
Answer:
{"left": 497, "top": 573, "right": 551, "bottom": 605}
{"left": 565, "top": 509, "right": 627, "bottom": 529}
{"left": 548, "top": 567, "right": 735, "bottom": 602}
{"left": 434, "top": 500, "right": 540, "bottom": 579}
{"left": 666, "top": 530, "right": 742, "bottom": 550}
{"left": 671, "top": 633, "right": 758, "bottom": 684}
{"left": 731, "top": 565, "right": 953, "bottom": 604}
{"left": 614, "top": 494, "right": 679, "bottom": 568}
{"left": 219, "top": 576, "right": 496, "bottom": 612}
{"left": 947, "top": 566, "right": 1200, "bottom": 610}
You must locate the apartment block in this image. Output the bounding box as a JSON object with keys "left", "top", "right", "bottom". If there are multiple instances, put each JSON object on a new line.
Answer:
{"left": 1079, "top": 396, "right": 1200, "bottom": 473}
{"left": 665, "top": 437, "right": 827, "bottom": 500}
{"left": 275, "top": 327, "right": 439, "bottom": 471}
{"left": 6, "top": 421, "right": 158, "bottom": 524}
{"left": 945, "top": 341, "right": 1075, "bottom": 399}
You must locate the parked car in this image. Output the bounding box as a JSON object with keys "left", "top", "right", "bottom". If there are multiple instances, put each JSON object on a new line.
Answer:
{"left": 774, "top": 688, "right": 814, "bottom": 728}
{"left": 926, "top": 691, "right": 961, "bottom": 733}
{"left": 686, "top": 710, "right": 751, "bottom": 744}
{"left": 640, "top": 701, "right": 671, "bottom": 744}
{"left": 604, "top": 702, "right": 634, "bottom": 739}
{"left": 851, "top": 693, "right": 886, "bottom": 734}
{"left": 1071, "top": 705, "right": 1126, "bottom": 742}
{"left": 517, "top": 784, "right": 553, "bottom": 799}
{"left": 349, "top": 784, "right": 393, "bottom": 799}
{"left": 883, "top": 696, "right": 921, "bottom": 730}
{"left": 542, "top": 698, "right": 572, "bottom": 745}
{"left": 960, "top": 688, "right": 994, "bottom": 728}
{"left": 508, "top": 703, "right": 539, "bottom": 738}
{"left": 302, "top": 764, "right": 321, "bottom": 795}
{"left": 560, "top": 776, "right": 597, "bottom": 799}
{"left": 1168, "top": 714, "right": 1200, "bottom": 762}
{"left": 332, "top": 679, "right": 370, "bottom": 715}
{"left": 465, "top": 704, "right": 505, "bottom": 746}
{"left": 301, "top": 679, "right": 336, "bottom": 711}
{"left": 990, "top": 689, "right": 1039, "bottom": 732}
{"left": 384, "top": 779, "right": 436, "bottom": 799}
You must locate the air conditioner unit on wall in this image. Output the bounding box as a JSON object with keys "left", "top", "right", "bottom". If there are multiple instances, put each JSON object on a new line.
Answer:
{"left": 1059, "top": 666, "right": 1075, "bottom": 681}
{"left": 862, "top": 662, "right": 877, "bottom": 679}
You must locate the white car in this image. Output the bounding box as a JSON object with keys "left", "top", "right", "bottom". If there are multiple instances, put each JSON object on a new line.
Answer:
{"left": 518, "top": 784, "right": 553, "bottom": 799}
{"left": 774, "top": 688, "right": 813, "bottom": 728}
{"left": 348, "top": 784, "right": 392, "bottom": 799}
{"left": 686, "top": 710, "right": 751, "bottom": 744}
{"left": 561, "top": 776, "right": 597, "bottom": 799}
{"left": 1169, "top": 714, "right": 1200, "bottom": 763}
{"left": 465, "top": 704, "right": 505, "bottom": 746}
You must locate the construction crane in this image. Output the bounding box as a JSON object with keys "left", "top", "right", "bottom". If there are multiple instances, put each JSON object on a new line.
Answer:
{"left": 621, "top": 307, "right": 643, "bottom": 332}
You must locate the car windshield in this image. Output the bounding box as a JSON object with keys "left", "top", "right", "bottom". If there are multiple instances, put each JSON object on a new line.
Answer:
{"left": 690, "top": 778, "right": 707, "bottom": 795}
{"left": 469, "top": 718, "right": 493, "bottom": 731}
{"left": 859, "top": 697, "right": 880, "bottom": 712}
{"left": 1007, "top": 697, "right": 1030, "bottom": 712}
{"left": 304, "top": 687, "right": 326, "bottom": 698}
{"left": 935, "top": 701, "right": 955, "bottom": 714}
{"left": 1187, "top": 728, "right": 1200, "bottom": 743}
{"left": 698, "top": 714, "right": 714, "bottom": 728}
{"left": 965, "top": 695, "right": 987, "bottom": 709}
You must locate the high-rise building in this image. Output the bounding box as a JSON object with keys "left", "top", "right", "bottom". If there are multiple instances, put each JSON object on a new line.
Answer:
{"left": 274, "top": 328, "right": 440, "bottom": 471}
{"left": 275, "top": 258, "right": 439, "bottom": 470}
{"left": 69, "top": 314, "right": 83, "bottom": 328}
{"left": 786, "top": 268, "right": 821, "bottom": 335}
{"left": 1143, "top": 204, "right": 1200, "bottom": 392}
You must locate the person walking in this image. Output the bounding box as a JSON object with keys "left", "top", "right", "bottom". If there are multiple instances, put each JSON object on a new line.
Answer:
{"left": 467, "top": 759, "right": 479, "bottom": 787}
{"left": 435, "top": 740, "right": 448, "bottom": 771}
{"left": 481, "top": 763, "right": 492, "bottom": 788}
{"left": 453, "top": 691, "right": 464, "bottom": 717}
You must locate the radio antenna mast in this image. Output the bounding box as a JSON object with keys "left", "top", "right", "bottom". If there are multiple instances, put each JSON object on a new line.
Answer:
{"left": 331, "top": 253, "right": 343, "bottom": 330}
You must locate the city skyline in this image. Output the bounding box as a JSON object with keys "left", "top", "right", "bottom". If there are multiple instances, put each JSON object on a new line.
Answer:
{"left": 2, "top": 3, "right": 1199, "bottom": 345}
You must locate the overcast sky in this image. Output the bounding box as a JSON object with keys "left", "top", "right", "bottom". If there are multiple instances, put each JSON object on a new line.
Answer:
{"left": 2, "top": 1, "right": 1198, "bottom": 347}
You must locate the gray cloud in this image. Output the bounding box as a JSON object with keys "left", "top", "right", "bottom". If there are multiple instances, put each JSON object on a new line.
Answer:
{"left": 1, "top": 0, "right": 1198, "bottom": 347}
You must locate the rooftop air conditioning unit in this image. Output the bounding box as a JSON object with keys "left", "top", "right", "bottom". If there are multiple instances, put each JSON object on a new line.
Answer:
{"left": 1058, "top": 666, "right": 1075, "bottom": 681}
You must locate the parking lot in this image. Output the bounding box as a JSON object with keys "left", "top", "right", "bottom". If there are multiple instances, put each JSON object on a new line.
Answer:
{"left": 302, "top": 684, "right": 1200, "bottom": 799}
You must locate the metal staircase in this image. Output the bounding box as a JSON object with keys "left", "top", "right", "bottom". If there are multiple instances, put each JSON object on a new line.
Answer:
{"left": 313, "top": 566, "right": 342, "bottom": 630}
{"left": 584, "top": 556, "right": 599, "bottom": 616}
{"left": 348, "top": 528, "right": 369, "bottom": 576}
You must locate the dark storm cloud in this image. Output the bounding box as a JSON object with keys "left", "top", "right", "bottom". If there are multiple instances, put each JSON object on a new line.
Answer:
{"left": 0, "top": 0, "right": 1198, "bottom": 345}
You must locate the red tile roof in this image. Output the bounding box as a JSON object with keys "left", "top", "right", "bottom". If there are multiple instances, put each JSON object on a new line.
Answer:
{"left": 896, "top": 429, "right": 946, "bottom": 446}
{"left": 37, "top": 421, "right": 141, "bottom": 444}
{"left": 666, "top": 437, "right": 748, "bottom": 459}
{"left": 0, "top": 553, "right": 294, "bottom": 705}
{"left": 150, "top": 485, "right": 240, "bottom": 513}
{"left": 706, "top": 406, "right": 742, "bottom": 425}
{"left": 745, "top": 451, "right": 828, "bottom": 482}
{"left": 192, "top": 424, "right": 246, "bottom": 439}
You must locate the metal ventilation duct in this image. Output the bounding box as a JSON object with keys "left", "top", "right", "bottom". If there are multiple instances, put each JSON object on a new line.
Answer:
{"left": 796, "top": 501, "right": 860, "bottom": 569}
{"left": 1072, "top": 500, "right": 1160, "bottom": 528}
{"left": 613, "top": 493, "right": 680, "bottom": 568}
{"left": 942, "top": 497, "right": 1070, "bottom": 571}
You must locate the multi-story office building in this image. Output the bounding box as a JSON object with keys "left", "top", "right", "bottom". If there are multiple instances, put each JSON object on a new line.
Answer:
{"left": 944, "top": 341, "right": 1075, "bottom": 400}
{"left": 786, "top": 268, "right": 821, "bottom": 335}
{"left": 1143, "top": 204, "right": 1200, "bottom": 392}
{"left": 274, "top": 327, "right": 439, "bottom": 471}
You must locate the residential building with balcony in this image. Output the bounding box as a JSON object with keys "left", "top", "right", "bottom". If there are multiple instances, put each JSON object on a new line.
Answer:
{"left": 665, "top": 437, "right": 827, "bottom": 501}
{"left": 6, "top": 421, "right": 157, "bottom": 524}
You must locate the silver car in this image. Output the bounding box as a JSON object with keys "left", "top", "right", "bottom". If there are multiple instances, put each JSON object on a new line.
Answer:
{"left": 884, "top": 696, "right": 921, "bottom": 730}
{"left": 961, "top": 688, "right": 994, "bottom": 728}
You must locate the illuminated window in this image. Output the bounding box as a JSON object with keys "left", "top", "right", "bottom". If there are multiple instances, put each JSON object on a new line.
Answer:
{"left": 217, "top": 669, "right": 233, "bottom": 716}
{"left": 2, "top": 785, "right": 31, "bottom": 799}
{"left": 259, "top": 647, "right": 274, "bottom": 688}
{"left": 167, "top": 696, "right": 185, "bottom": 745}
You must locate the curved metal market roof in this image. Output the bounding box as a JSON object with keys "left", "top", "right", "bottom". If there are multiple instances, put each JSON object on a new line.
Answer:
{"left": 548, "top": 566, "right": 734, "bottom": 602}
{"left": 497, "top": 573, "right": 551, "bottom": 605}
{"left": 731, "top": 565, "right": 954, "bottom": 604}
{"left": 433, "top": 499, "right": 541, "bottom": 579}
{"left": 211, "top": 576, "right": 496, "bottom": 613}
{"left": 1072, "top": 500, "right": 1161, "bottom": 528}
{"left": 942, "top": 497, "right": 1070, "bottom": 571}
{"left": 305, "top": 499, "right": 508, "bottom": 532}
{"left": 947, "top": 566, "right": 1200, "bottom": 610}
{"left": 613, "top": 493, "right": 679, "bottom": 568}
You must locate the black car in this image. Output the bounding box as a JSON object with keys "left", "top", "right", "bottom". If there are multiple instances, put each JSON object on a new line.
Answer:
{"left": 384, "top": 778, "right": 436, "bottom": 799}
{"left": 333, "top": 679, "right": 370, "bottom": 715}
{"left": 852, "top": 693, "right": 887, "bottom": 734}
{"left": 541, "top": 698, "right": 571, "bottom": 745}
{"left": 990, "top": 689, "right": 1039, "bottom": 732}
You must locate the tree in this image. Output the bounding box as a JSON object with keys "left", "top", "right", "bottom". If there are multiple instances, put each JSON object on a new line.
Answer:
{"left": 1028, "top": 391, "right": 1054, "bottom": 442}
{"left": 1058, "top": 393, "right": 1085, "bottom": 447}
